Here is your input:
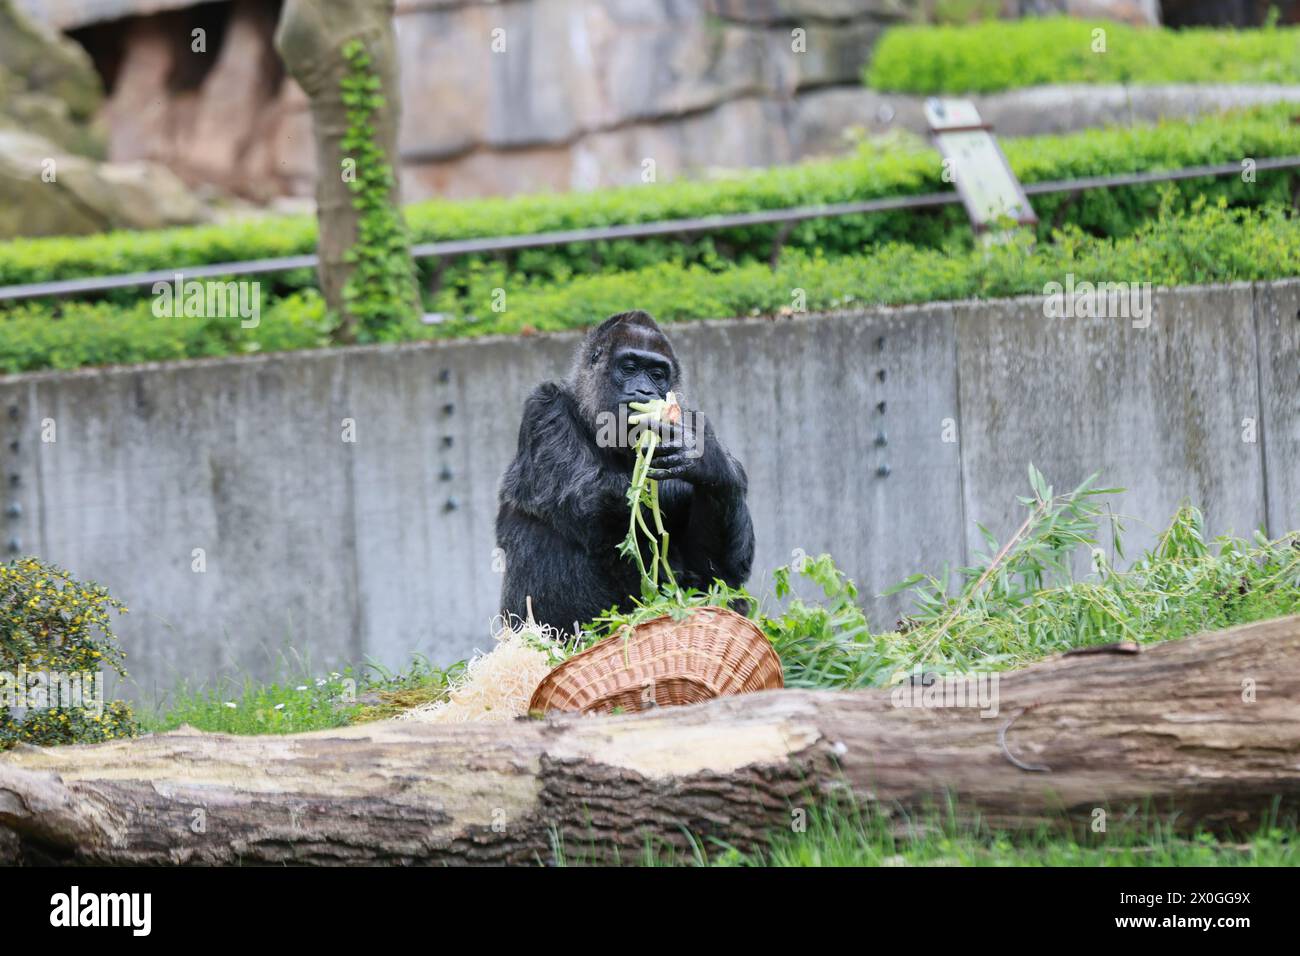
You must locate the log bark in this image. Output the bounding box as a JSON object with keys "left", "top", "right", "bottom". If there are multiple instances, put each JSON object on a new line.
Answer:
{"left": 1, "top": 616, "right": 1298, "bottom": 865}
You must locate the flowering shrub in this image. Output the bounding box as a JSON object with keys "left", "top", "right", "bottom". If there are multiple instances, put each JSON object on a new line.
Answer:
{"left": 0, "top": 557, "right": 138, "bottom": 749}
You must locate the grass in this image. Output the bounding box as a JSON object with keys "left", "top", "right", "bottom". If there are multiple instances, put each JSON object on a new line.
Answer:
{"left": 349, "top": 656, "right": 465, "bottom": 723}
{"left": 2, "top": 101, "right": 1297, "bottom": 308}
{"left": 137, "top": 656, "right": 462, "bottom": 735}
{"left": 546, "top": 801, "right": 1298, "bottom": 867}
{"left": 718, "top": 804, "right": 1299, "bottom": 868}
{"left": 138, "top": 671, "right": 361, "bottom": 735}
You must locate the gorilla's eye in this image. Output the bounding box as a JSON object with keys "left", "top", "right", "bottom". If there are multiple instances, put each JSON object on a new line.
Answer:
{"left": 620, "top": 361, "right": 638, "bottom": 375}
{"left": 650, "top": 368, "right": 666, "bottom": 384}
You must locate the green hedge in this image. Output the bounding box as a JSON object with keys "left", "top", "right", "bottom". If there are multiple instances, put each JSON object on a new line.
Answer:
{"left": 427, "top": 200, "right": 1299, "bottom": 337}
{"left": 1, "top": 105, "right": 1297, "bottom": 307}
{"left": 2, "top": 200, "right": 1293, "bottom": 373}
{"left": 866, "top": 18, "right": 1300, "bottom": 93}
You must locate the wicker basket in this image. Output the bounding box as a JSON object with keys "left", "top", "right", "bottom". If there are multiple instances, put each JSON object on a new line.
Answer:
{"left": 528, "top": 606, "right": 783, "bottom": 716}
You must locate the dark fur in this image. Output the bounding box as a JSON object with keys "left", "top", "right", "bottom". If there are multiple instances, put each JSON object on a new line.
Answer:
{"left": 496, "top": 311, "right": 755, "bottom": 633}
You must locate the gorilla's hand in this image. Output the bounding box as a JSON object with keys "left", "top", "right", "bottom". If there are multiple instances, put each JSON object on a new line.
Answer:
{"left": 647, "top": 412, "right": 737, "bottom": 489}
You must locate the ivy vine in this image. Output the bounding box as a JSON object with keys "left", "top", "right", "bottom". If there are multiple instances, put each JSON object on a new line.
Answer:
{"left": 338, "top": 38, "right": 419, "bottom": 342}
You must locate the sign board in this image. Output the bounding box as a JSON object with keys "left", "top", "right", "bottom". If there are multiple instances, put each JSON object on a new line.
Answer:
{"left": 925, "top": 98, "right": 1037, "bottom": 232}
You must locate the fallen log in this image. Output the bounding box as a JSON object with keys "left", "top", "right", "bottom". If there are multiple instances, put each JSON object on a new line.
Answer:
{"left": 1, "top": 615, "right": 1298, "bottom": 865}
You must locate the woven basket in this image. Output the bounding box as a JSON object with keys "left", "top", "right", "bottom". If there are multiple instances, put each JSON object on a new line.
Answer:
{"left": 528, "top": 606, "right": 783, "bottom": 716}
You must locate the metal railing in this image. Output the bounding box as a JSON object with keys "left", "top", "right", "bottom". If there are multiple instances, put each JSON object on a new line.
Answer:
{"left": 1, "top": 157, "right": 1297, "bottom": 304}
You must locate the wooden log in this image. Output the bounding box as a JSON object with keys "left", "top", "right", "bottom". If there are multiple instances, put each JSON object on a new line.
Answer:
{"left": 1, "top": 616, "right": 1297, "bottom": 865}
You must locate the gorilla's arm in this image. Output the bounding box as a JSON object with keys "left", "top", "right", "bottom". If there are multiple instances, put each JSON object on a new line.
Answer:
{"left": 499, "top": 383, "right": 627, "bottom": 552}
{"left": 655, "top": 418, "right": 755, "bottom": 589}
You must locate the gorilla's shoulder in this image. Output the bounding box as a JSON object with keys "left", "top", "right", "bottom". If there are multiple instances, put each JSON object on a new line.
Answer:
{"left": 520, "top": 381, "right": 580, "bottom": 424}
{"left": 524, "top": 380, "right": 569, "bottom": 406}
{"left": 503, "top": 380, "right": 593, "bottom": 510}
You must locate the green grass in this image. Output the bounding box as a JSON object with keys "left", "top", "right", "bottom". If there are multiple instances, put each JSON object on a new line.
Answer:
{"left": 138, "top": 656, "right": 462, "bottom": 736}
{"left": 139, "top": 671, "right": 361, "bottom": 735}
{"left": 717, "top": 804, "right": 1299, "bottom": 867}
{"left": 548, "top": 801, "right": 1298, "bottom": 867}
{"left": 145, "top": 478, "right": 1300, "bottom": 742}
{"left": 867, "top": 17, "right": 1300, "bottom": 93}
{"left": 421, "top": 199, "right": 1298, "bottom": 340}
{"left": 5, "top": 104, "right": 1299, "bottom": 373}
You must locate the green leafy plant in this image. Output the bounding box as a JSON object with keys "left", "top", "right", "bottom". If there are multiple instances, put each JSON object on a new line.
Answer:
{"left": 764, "top": 468, "right": 1300, "bottom": 690}
{"left": 2, "top": 103, "right": 1296, "bottom": 306}
{"left": 867, "top": 18, "right": 1300, "bottom": 93}
{"left": 763, "top": 553, "right": 883, "bottom": 688}
{"left": 893, "top": 465, "right": 1124, "bottom": 669}
{"left": 3, "top": 198, "right": 1296, "bottom": 373}
{"left": 0, "top": 557, "right": 137, "bottom": 749}
{"left": 418, "top": 197, "right": 1299, "bottom": 339}
{"left": 337, "top": 39, "right": 419, "bottom": 342}
{"left": 618, "top": 394, "right": 681, "bottom": 597}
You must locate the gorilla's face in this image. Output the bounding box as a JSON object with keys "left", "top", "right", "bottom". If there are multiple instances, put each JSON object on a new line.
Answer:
{"left": 610, "top": 346, "right": 672, "bottom": 408}
{"left": 572, "top": 311, "right": 681, "bottom": 450}
{"left": 596, "top": 344, "right": 674, "bottom": 451}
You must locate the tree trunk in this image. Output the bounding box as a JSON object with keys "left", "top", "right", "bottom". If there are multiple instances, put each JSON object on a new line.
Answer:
{"left": 2, "top": 616, "right": 1297, "bottom": 865}
{"left": 274, "top": 0, "right": 410, "bottom": 341}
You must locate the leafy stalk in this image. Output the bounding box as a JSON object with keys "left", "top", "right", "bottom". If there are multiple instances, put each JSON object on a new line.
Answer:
{"left": 621, "top": 396, "right": 678, "bottom": 598}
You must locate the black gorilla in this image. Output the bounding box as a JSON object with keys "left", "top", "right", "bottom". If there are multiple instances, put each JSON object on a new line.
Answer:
{"left": 496, "top": 310, "right": 755, "bottom": 634}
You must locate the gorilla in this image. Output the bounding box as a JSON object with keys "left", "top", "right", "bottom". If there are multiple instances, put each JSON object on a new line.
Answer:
{"left": 496, "top": 310, "right": 754, "bottom": 634}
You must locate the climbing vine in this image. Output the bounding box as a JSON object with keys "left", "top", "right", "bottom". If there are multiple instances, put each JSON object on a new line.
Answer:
{"left": 338, "top": 39, "right": 419, "bottom": 342}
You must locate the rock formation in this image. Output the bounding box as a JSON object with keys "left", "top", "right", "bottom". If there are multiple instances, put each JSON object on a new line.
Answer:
{"left": 0, "top": 0, "right": 211, "bottom": 236}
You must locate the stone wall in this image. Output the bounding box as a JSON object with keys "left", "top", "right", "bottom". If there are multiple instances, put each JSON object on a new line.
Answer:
{"left": 12, "top": 0, "right": 1176, "bottom": 205}
{"left": 393, "top": 0, "right": 903, "bottom": 198}
{"left": 0, "top": 0, "right": 211, "bottom": 236}
{"left": 12, "top": 0, "right": 909, "bottom": 202}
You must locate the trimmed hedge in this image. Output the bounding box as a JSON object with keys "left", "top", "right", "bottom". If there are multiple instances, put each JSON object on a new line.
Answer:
{"left": 866, "top": 18, "right": 1300, "bottom": 93}
{"left": 2, "top": 200, "right": 1293, "bottom": 373}
{"left": 428, "top": 200, "right": 1299, "bottom": 337}
{"left": 0, "top": 105, "right": 1297, "bottom": 307}
{"left": 0, "top": 292, "right": 331, "bottom": 372}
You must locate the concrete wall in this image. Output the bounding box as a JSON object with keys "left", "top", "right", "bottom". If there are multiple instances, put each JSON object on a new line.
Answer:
{"left": 1, "top": 280, "right": 1296, "bottom": 700}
